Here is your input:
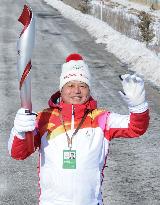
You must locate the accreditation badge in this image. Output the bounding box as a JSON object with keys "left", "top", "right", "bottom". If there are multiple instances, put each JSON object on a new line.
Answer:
{"left": 63, "top": 150, "right": 76, "bottom": 169}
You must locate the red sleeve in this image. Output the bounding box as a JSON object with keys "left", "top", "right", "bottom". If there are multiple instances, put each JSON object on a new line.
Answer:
{"left": 10, "top": 130, "right": 41, "bottom": 160}
{"left": 105, "top": 110, "right": 149, "bottom": 141}
{"left": 9, "top": 110, "right": 51, "bottom": 160}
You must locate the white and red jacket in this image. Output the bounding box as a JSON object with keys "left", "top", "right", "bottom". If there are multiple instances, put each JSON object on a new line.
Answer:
{"left": 8, "top": 91, "right": 149, "bottom": 205}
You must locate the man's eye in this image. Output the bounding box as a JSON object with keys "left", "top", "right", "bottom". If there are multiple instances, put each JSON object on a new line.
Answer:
{"left": 80, "top": 85, "right": 86, "bottom": 88}
{"left": 68, "top": 84, "right": 73, "bottom": 87}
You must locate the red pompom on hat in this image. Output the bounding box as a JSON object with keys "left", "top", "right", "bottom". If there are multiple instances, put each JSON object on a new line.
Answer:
{"left": 60, "top": 53, "right": 91, "bottom": 90}
{"left": 66, "top": 53, "right": 83, "bottom": 62}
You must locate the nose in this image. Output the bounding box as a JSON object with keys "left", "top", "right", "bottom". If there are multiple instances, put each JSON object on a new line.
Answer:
{"left": 74, "top": 85, "right": 81, "bottom": 94}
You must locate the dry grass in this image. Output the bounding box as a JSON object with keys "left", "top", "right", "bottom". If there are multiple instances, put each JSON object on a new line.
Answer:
{"left": 129, "top": 0, "right": 160, "bottom": 9}
{"left": 63, "top": 0, "right": 82, "bottom": 10}
{"left": 90, "top": 2, "right": 140, "bottom": 40}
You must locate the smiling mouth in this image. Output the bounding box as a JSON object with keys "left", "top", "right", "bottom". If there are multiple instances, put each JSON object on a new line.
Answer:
{"left": 72, "top": 96, "right": 82, "bottom": 99}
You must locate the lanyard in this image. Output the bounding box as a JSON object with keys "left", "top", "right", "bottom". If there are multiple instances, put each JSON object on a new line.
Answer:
{"left": 59, "top": 109, "right": 90, "bottom": 150}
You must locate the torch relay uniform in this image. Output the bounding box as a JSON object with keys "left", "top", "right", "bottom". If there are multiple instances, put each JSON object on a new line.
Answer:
{"left": 8, "top": 54, "right": 149, "bottom": 205}
{"left": 8, "top": 93, "right": 149, "bottom": 205}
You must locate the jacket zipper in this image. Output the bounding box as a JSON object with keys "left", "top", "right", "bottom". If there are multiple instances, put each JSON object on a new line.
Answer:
{"left": 71, "top": 104, "right": 75, "bottom": 130}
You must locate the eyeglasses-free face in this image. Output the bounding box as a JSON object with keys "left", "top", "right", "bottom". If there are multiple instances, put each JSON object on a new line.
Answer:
{"left": 61, "top": 80, "right": 90, "bottom": 104}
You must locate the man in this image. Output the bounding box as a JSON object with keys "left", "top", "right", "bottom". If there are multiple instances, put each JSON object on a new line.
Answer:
{"left": 8, "top": 53, "right": 149, "bottom": 205}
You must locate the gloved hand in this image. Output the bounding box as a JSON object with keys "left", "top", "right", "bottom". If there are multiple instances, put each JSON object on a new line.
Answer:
{"left": 119, "top": 74, "right": 146, "bottom": 108}
{"left": 14, "top": 108, "right": 37, "bottom": 133}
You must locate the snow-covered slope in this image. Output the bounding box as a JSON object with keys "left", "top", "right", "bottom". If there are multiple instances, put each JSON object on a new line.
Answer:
{"left": 44, "top": 0, "right": 160, "bottom": 88}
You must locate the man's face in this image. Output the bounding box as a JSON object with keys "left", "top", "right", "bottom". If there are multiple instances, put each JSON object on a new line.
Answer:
{"left": 61, "top": 80, "right": 90, "bottom": 104}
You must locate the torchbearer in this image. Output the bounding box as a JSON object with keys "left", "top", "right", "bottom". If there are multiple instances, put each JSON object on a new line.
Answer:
{"left": 16, "top": 4, "right": 35, "bottom": 153}
{"left": 8, "top": 51, "right": 149, "bottom": 204}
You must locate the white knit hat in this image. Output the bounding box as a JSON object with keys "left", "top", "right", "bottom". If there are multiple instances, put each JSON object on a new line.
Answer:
{"left": 59, "top": 53, "right": 91, "bottom": 90}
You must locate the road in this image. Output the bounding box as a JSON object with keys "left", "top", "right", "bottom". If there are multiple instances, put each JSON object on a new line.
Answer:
{"left": 0, "top": 0, "right": 160, "bottom": 204}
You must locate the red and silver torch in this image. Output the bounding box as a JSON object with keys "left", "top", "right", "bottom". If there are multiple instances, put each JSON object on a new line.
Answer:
{"left": 17, "top": 5, "right": 35, "bottom": 153}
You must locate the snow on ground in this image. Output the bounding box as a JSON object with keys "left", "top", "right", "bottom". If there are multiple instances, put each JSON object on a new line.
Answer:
{"left": 110, "top": 0, "right": 151, "bottom": 11}
{"left": 44, "top": 0, "right": 160, "bottom": 88}
{"left": 110, "top": 0, "right": 160, "bottom": 18}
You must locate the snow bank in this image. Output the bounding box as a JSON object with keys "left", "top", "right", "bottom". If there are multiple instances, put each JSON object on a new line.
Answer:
{"left": 44, "top": 0, "right": 160, "bottom": 87}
